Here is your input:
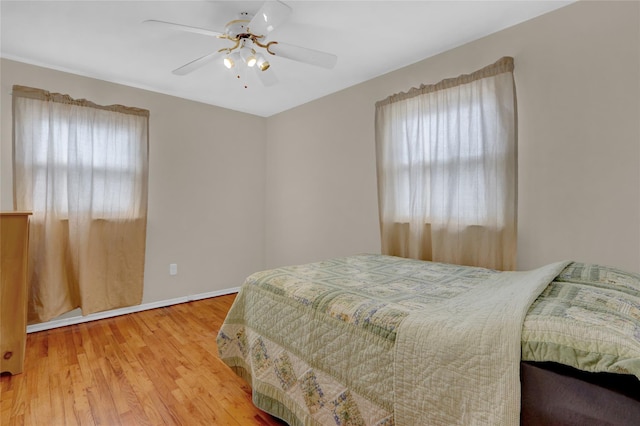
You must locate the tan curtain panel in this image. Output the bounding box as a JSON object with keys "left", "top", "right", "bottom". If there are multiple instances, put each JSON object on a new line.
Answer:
{"left": 12, "top": 85, "right": 149, "bottom": 323}
{"left": 375, "top": 57, "right": 517, "bottom": 270}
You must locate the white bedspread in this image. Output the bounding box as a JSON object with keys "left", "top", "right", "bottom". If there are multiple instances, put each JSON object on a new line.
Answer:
{"left": 394, "top": 261, "right": 570, "bottom": 425}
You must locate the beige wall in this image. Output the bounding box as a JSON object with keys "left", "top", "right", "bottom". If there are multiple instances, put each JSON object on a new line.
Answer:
{"left": 265, "top": 0, "right": 640, "bottom": 273}
{"left": 0, "top": 59, "right": 267, "bottom": 308}
{"left": 1, "top": 0, "right": 638, "bottom": 328}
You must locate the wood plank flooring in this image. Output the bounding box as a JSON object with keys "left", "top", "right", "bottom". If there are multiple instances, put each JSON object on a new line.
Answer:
{"left": 1, "top": 294, "right": 286, "bottom": 425}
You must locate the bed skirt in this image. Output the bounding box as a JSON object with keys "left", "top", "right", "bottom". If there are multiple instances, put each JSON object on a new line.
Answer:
{"left": 521, "top": 362, "right": 640, "bottom": 425}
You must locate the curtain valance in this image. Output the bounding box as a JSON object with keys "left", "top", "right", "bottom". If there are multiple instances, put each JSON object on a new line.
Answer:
{"left": 12, "top": 85, "right": 149, "bottom": 117}
{"left": 376, "top": 56, "right": 514, "bottom": 107}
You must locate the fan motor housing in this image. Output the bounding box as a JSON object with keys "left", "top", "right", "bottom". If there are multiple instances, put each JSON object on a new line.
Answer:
{"left": 225, "top": 13, "right": 253, "bottom": 38}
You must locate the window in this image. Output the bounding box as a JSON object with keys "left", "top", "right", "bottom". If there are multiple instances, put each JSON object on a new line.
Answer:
{"left": 14, "top": 95, "right": 147, "bottom": 219}
{"left": 12, "top": 85, "right": 149, "bottom": 322}
{"left": 375, "top": 57, "right": 517, "bottom": 270}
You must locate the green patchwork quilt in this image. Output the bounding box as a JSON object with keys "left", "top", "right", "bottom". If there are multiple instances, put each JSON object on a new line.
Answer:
{"left": 523, "top": 262, "right": 640, "bottom": 375}
{"left": 217, "top": 255, "right": 640, "bottom": 425}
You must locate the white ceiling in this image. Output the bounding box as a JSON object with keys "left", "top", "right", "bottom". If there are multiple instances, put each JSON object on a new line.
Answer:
{"left": 1, "top": 1, "right": 572, "bottom": 117}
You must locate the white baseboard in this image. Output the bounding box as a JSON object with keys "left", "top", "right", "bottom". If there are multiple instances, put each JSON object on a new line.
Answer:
{"left": 26, "top": 287, "right": 241, "bottom": 334}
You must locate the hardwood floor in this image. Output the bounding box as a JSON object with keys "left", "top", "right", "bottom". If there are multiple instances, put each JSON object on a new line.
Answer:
{"left": 1, "top": 294, "right": 286, "bottom": 425}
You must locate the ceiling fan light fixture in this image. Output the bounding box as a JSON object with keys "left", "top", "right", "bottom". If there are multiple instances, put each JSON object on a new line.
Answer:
{"left": 224, "top": 52, "right": 242, "bottom": 70}
{"left": 241, "top": 47, "right": 257, "bottom": 67}
{"left": 256, "top": 54, "right": 270, "bottom": 71}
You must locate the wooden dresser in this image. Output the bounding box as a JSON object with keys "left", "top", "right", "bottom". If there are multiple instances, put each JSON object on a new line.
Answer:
{"left": 0, "top": 211, "right": 31, "bottom": 375}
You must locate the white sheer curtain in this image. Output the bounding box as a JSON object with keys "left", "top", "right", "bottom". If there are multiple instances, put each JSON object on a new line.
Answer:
{"left": 375, "top": 57, "right": 517, "bottom": 270}
{"left": 12, "top": 85, "right": 149, "bottom": 323}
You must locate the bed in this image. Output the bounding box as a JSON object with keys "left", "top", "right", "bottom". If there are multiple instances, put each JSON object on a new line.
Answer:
{"left": 216, "top": 254, "right": 640, "bottom": 425}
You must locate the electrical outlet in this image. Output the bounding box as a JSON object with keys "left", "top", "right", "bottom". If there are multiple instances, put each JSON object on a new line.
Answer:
{"left": 169, "top": 263, "right": 178, "bottom": 276}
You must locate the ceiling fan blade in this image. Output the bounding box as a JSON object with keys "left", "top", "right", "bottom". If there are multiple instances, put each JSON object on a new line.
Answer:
{"left": 255, "top": 67, "right": 278, "bottom": 87}
{"left": 143, "top": 19, "right": 223, "bottom": 38}
{"left": 248, "top": 1, "right": 292, "bottom": 36}
{"left": 268, "top": 42, "right": 337, "bottom": 69}
{"left": 172, "top": 51, "right": 221, "bottom": 75}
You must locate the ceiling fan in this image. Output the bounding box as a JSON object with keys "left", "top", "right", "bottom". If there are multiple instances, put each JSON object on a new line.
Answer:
{"left": 144, "top": 0, "right": 337, "bottom": 87}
